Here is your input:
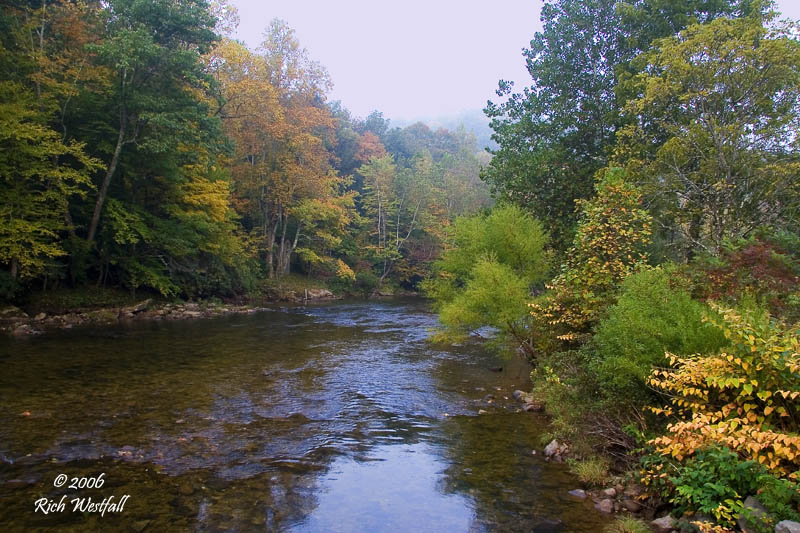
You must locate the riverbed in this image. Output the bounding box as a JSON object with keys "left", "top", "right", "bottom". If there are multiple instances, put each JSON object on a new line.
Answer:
{"left": 0, "top": 299, "right": 609, "bottom": 531}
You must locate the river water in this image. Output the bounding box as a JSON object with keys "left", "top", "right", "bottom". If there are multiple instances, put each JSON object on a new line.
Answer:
{"left": 0, "top": 299, "right": 610, "bottom": 531}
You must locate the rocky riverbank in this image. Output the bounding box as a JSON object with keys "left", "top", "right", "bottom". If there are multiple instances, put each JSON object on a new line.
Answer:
{"left": 1, "top": 288, "right": 338, "bottom": 337}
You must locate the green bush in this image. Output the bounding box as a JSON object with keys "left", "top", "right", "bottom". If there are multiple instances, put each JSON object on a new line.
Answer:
{"left": 423, "top": 205, "right": 550, "bottom": 352}
{"left": 590, "top": 266, "right": 727, "bottom": 410}
{"left": 669, "top": 446, "right": 800, "bottom": 530}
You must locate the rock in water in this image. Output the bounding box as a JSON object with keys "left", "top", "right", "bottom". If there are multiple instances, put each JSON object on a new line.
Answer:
{"left": 567, "top": 489, "right": 586, "bottom": 500}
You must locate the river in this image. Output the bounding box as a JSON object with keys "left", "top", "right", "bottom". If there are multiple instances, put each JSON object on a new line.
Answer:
{"left": 0, "top": 299, "right": 610, "bottom": 531}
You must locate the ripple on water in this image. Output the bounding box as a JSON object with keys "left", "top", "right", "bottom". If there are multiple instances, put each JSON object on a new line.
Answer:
{"left": 0, "top": 299, "right": 611, "bottom": 532}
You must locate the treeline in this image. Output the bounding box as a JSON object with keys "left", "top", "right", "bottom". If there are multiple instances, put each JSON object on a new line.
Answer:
{"left": 0, "top": 0, "right": 490, "bottom": 301}
{"left": 428, "top": 0, "right": 800, "bottom": 529}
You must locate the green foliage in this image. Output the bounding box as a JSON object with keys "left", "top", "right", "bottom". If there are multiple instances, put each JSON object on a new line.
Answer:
{"left": 616, "top": 12, "right": 800, "bottom": 257}
{"left": 669, "top": 446, "right": 800, "bottom": 529}
{"left": 590, "top": 266, "right": 727, "bottom": 409}
{"left": 424, "top": 205, "right": 549, "bottom": 350}
{"left": 530, "top": 168, "right": 652, "bottom": 342}
{"left": 483, "top": 0, "right": 742, "bottom": 249}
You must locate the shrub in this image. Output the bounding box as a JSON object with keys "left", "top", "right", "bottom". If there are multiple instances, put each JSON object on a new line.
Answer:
{"left": 648, "top": 304, "right": 800, "bottom": 479}
{"left": 668, "top": 446, "right": 800, "bottom": 530}
{"left": 590, "top": 266, "right": 727, "bottom": 410}
{"left": 423, "top": 205, "right": 550, "bottom": 352}
{"left": 530, "top": 168, "right": 652, "bottom": 344}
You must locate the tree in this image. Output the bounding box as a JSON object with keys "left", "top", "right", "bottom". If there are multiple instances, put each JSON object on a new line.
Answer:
{"left": 85, "top": 0, "right": 219, "bottom": 244}
{"left": 484, "top": 0, "right": 748, "bottom": 249}
{"left": 530, "top": 168, "right": 652, "bottom": 342}
{"left": 424, "top": 205, "right": 550, "bottom": 352}
{"left": 0, "top": 82, "right": 98, "bottom": 280}
{"left": 615, "top": 12, "right": 800, "bottom": 258}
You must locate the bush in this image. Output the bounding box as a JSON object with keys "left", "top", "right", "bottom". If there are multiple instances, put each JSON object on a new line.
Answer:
{"left": 590, "top": 266, "right": 727, "bottom": 410}
{"left": 648, "top": 304, "right": 800, "bottom": 479}
{"left": 668, "top": 446, "right": 800, "bottom": 530}
{"left": 530, "top": 168, "right": 652, "bottom": 343}
{"left": 423, "top": 205, "right": 549, "bottom": 352}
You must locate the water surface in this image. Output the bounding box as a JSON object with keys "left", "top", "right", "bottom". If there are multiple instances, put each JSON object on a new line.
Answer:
{"left": 0, "top": 299, "right": 609, "bottom": 531}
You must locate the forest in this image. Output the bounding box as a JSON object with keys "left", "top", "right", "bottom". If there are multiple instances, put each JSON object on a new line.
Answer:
{"left": 0, "top": 0, "right": 490, "bottom": 304}
{"left": 2, "top": 0, "right": 800, "bottom": 531}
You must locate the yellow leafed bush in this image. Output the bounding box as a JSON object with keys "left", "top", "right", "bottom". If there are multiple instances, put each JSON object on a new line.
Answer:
{"left": 648, "top": 304, "right": 800, "bottom": 479}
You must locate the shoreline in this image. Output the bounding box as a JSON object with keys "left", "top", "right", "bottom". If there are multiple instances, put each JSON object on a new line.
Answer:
{"left": 1, "top": 288, "right": 340, "bottom": 337}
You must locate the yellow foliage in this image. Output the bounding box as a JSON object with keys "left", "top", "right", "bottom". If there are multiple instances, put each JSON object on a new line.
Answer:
{"left": 647, "top": 305, "right": 800, "bottom": 479}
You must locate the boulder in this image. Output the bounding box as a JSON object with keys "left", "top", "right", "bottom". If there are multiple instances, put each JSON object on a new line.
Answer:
{"left": 34, "top": 312, "right": 46, "bottom": 321}
{"left": 738, "top": 495, "right": 770, "bottom": 533}
{"left": 523, "top": 402, "right": 544, "bottom": 412}
{"left": 0, "top": 306, "right": 28, "bottom": 319}
{"left": 776, "top": 521, "right": 800, "bottom": 533}
{"left": 12, "top": 324, "right": 41, "bottom": 336}
{"left": 543, "top": 439, "right": 561, "bottom": 457}
{"left": 651, "top": 515, "right": 676, "bottom": 533}
{"left": 594, "top": 499, "right": 614, "bottom": 513}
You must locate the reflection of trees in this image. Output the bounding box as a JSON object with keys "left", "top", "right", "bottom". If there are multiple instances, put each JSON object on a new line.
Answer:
{"left": 437, "top": 413, "right": 610, "bottom": 532}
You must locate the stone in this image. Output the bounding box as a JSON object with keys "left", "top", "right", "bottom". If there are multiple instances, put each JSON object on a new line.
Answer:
{"left": 623, "top": 484, "right": 644, "bottom": 498}
{"left": 478, "top": 409, "right": 488, "bottom": 414}
{"left": 523, "top": 402, "right": 544, "bottom": 412}
{"left": 306, "top": 288, "right": 334, "bottom": 299}
{"left": 594, "top": 499, "right": 614, "bottom": 513}
{"left": 622, "top": 499, "right": 642, "bottom": 512}
{"left": 651, "top": 515, "right": 676, "bottom": 533}
{"left": 738, "top": 495, "right": 769, "bottom": 533}
{"left": 531, "top": 518, "right": 563, "bottom": 532}
{"left": 178, "top": 483, "right": 194, "bottom": 496}
{"left": 567, "top": 489, "right": 587, "bottom": 500}
{"left": 34, "top": 312, "right": 46, "bottom": 320}
{"left": 601, "top": 487, "right": 617, "bottom": 498}
{"left": 776, "top": 521, "right": 800, "bottom": 533}
{"left": 543, "top": 439, "right": 561, "bottom": 458}
{"left": 512, "top": 390, "right": 525, "bottom": 400}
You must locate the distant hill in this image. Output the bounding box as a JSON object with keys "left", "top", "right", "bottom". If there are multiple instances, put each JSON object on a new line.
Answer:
{"left": 392, "top": 109, "right": 498, "bottom": 152}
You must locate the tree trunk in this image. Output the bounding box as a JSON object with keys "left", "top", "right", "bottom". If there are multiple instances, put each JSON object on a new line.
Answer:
{"left": 10, "top": 258, "right": 18, "bottom": 280}
{"left": 87, "top": 107, "right": 126, "bottom": 243}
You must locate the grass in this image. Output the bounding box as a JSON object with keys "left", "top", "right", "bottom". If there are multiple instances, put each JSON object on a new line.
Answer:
{"left": 604, "top": 516, "right": 651, "bottom": 533}
{"left": 568, "top": 456, "right": 610, "bottom": 487}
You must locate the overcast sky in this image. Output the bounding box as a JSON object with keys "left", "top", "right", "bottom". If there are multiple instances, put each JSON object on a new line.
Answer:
{"left": 230, "top": 0, "right": 800, "bottom": 123}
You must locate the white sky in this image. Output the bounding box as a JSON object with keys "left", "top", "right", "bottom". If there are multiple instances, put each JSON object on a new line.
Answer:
{"left": 230, "top": 0, "right": 800, "bottom": 123}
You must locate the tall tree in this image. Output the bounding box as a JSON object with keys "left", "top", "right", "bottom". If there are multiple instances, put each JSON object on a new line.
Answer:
{"left": 85, "top": 0, "right": 219, "bottom": 244}
{"left": 615, "top": 12, "right": 800, "bottom": 257}
{"left": 484, "top": 0, "right": 747, "bottom": 248}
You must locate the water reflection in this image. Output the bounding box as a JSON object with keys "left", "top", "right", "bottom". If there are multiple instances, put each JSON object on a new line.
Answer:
{"left": 0, "top": 299, "right": 609, "bottom": 531}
